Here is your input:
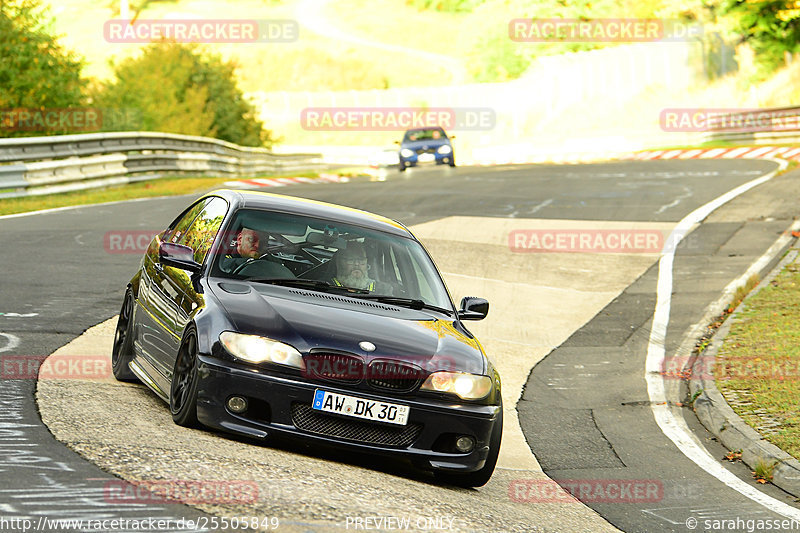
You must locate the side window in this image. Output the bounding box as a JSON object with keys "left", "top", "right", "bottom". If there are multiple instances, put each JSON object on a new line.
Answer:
{"left": 178, "top": 197, "right": 229, "bottom": 264}
{"left": 167, "top": 199, "right": 209, "bottom": 243}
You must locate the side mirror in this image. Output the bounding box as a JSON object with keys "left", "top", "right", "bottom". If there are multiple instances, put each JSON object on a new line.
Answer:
{"left": 159, "top": 242, "right": 201, "bottom": 273}
{"left": 458, "top": 296, "right": 488, "bottom": 321}
{"left": 393, "top": 140, "right": 400, "bottom": 145}
{"left": 449, "top": 135, "right": 456, "bottom": 140}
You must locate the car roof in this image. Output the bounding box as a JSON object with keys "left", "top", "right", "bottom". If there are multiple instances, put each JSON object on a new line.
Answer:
{"left": 204, "top": 189, "right": 412, "bottom": 237}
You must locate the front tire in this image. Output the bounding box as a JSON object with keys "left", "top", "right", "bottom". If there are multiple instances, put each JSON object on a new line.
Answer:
{"left": 170, "top": 328, "right": 200, "bottom": 427}
{"left": 111, "top": 290, "right": 138, "bottom": 382}
{"left": 435, "top": 399, "right": 503, "bottom": 488}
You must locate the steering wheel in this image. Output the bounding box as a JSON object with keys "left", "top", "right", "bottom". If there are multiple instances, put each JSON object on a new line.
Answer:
{"left": 231, "top": 258, "right": 257, "bottom": 276}
{"left": 392, "top": 283, "right": 410, "bottom": 297}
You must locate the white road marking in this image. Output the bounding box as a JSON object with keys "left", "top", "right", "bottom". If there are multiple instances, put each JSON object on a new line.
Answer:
{"left": 0, "top": 333, "right": 19, "bottom": 353}
{"left": 644, "top": 158, "right": 800, "bottom": 520}
{"left": 528, "top": 198, "right": 554, "bottom": 214}
{"left": 655, "top": 185, "right": 692, "bottom": 215}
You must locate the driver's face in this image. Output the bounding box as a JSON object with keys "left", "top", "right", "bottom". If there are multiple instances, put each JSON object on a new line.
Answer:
{"left": 338, "top": 253, "right": 368, "bottom": 279}
{"left": 237, "top": 229, "right": 260, "bottom": 259}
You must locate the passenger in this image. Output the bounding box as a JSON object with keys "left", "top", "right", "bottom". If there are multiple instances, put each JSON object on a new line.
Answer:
{"left": 431, "top": 129, "right": 441, "bottom": 139}
{"left": 332, "top": 242, "right": 392, "bottom": 294}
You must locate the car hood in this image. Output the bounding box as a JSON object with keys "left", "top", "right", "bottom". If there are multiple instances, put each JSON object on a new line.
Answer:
{"left": 401, "top": 139, "right": 451, "bottom": 150}
{"left": 211, "top": 282, "right": 486, "bottom": 375}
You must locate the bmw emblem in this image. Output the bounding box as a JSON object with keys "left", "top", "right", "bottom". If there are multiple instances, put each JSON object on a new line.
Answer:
{"left": 359, "top": 341, "right": 376, "bottom": 352}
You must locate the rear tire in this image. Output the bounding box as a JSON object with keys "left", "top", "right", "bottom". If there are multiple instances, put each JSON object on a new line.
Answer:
{"left": 170, "top": 328, "right": 200, "bottom": 428}
{"left": 435, "top": 399, "right": 502, "bottom": 488}
{"left": 111, "top": 290, "right": 138, "bottom": 382}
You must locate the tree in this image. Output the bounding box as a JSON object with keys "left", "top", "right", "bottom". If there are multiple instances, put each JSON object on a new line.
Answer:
{"left": 93, "top": 42, "right": 273, "bottom": 147}
{"left": 720, "top": 0, "right": 800, "bottom": 75}
{"left": 0, "top": 0, "right": 87, "bottom": 136}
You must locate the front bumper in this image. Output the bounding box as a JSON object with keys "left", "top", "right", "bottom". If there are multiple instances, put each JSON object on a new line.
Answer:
{"left": 196, "top": 355, "right": 499, "bottom": 473}
{"left": 400, "top": 152, "right": 453, "bottom": 167}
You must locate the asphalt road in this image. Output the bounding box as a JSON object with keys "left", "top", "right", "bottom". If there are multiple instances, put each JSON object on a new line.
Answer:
{"left": 2, "top": 159, "right": 800, "bottom": 532}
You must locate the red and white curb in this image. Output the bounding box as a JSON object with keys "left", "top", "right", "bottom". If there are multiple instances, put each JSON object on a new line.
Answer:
{"left": 224, "top": 173, "right": 349, "bottom": 188}
{"left": 627, "top": 146, "right": 800, "bottom": 161}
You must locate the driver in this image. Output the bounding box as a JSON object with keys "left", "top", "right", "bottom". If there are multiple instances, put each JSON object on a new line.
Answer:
{"left": 332, "top": 242, "right": 392, "bottom": 294}
{"left": 220, "top": 227, "right": 262, "bottom": 272}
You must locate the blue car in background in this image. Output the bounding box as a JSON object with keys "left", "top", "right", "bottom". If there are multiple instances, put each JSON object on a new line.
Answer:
{"left": 396, "top": 127, "right": 455, "bottom": 171}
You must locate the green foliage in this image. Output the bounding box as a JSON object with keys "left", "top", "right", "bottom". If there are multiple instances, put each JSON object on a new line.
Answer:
{"left": 0, "top": 0, "right": 87, "bottom": 136}
{"left": 468, "top": 32, "right": 531, "bottom": 82}
{"left": 92, "top": 42, "right": 273, "bottom": 147}
{"left": 720, "top": 0, "right": 800, "bottom": 77}
{"left": 405, "top": 0, "right": 482, "bottom": 12}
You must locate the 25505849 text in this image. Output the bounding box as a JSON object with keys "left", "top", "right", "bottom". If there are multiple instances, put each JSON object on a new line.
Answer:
{"left": 195, "top": 516, "right": 280, "bottom": 530}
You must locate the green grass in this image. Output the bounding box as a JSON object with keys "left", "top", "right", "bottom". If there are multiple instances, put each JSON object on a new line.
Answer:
{"left": 0, "top": 176, "right": 233, "bottom": 216}
{"left": 716, "top": 258, "right": 800, "bottom": 460}
{"left": 0, "top": 172, "right": 343, "bottom": 216}
{"left": 0, "top": 167, "right": 368, "bottom": 216}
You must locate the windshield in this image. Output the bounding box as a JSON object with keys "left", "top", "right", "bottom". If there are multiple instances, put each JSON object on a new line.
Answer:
{"left": 403, "top": 128, "right": 447, "bottom": 142}
{"left": 209, "top": 208, "right": 453, "bottom": 311}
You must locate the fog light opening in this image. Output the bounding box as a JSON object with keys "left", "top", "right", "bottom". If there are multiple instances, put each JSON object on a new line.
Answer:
{"left": 227, "top": 395, "right": 248, "bottom": 414}
{"left": 455, "top": 436, "right": 475, "bottom": 453}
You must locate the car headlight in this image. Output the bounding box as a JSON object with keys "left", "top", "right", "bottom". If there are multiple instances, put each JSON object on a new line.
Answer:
{"left": 219, "top": 332, "right": 305, "bottom": 370}
{"left": 400, "top": 148, "right": 415, "bottom": 158}
{"left": 421, "top": 371, "right": 492, "bottom": 400}
{"left": 437, "top": 145, "right": 452, "bottom": 154}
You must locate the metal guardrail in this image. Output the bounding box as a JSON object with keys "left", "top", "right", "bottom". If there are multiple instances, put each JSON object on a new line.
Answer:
{"left": 703, "top": 105, "right": 800, "bottom": 145}
{"left": 0, "top": 132, "right": 325, "bottom": 198}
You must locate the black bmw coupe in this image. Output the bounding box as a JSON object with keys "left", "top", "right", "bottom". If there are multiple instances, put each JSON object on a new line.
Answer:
{"left": 112, "top": 189, "right": 502, "bottom": 487}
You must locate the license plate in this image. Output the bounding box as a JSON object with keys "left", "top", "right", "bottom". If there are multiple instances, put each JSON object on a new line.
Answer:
{"left": 312, "top": 389, "right": 409, "bottom": 426}
{"left": 418, "top": 153, "right": 435, "bottom": 162}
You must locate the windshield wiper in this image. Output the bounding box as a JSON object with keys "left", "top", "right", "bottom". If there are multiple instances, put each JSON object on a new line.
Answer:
{"left": 355, "top": 295, "right": 453, "bottom": 315}
{"left": 247, "top": 278, "right": 369, "bottom": 294}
